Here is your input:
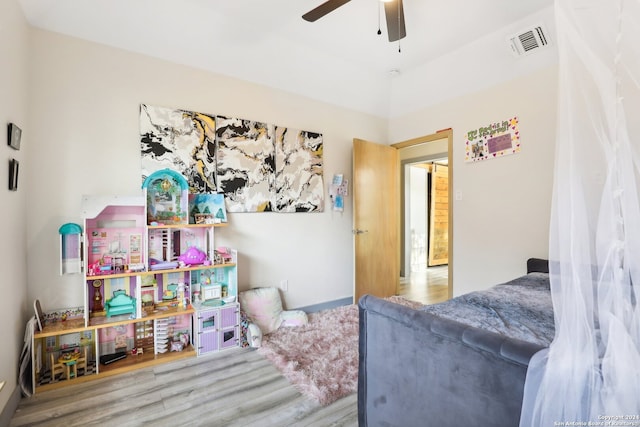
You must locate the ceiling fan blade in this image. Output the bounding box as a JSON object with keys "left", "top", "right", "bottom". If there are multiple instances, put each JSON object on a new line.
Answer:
{"left": 302, "top": 0, "right": 351, "bottom": 22}
{"left": 384, "top": 0, "right": 406, "bottom": 42}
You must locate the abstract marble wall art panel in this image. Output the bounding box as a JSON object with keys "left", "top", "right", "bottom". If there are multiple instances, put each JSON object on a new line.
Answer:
{"left": 215, "top": 116, "right": 276, "bottom": 212}
{"left": 141, "top": 105, "right": 324, "bottom": 214}
{"left": 274, "top": 126, "right": 324, "bottom": 212}
{"left": 140, "top": 104, "right": 217, "bottom": 193}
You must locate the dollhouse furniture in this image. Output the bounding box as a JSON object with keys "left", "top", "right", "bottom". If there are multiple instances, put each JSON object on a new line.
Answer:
{"left": 194, "top": 303, "right": 241, "bottom": 355}
{"left": 142, "top": 168, "right": 189, "bottom": 225}
{"left": 162, "top": 284, "right": 178, "bottom": 302}
{"left": 92, "top": 280, "right": 104, "bottom": 312}
{"left": 216, "top": 247, "right": 234, "bottom": 264}
{"left": 56, "top": 346, "right": 87, "bottom": 380}
{"left": 30, "top": 182, "right": 239, "bottom": 394}
{"left": 104, "top": 290, "right": 136, "bottom": 317}
{"left": 58, "top": 354, "right": 78, "bottom": 380}
{"left": 58, "top": 223, "right": 83, "bottom": 275}
{"left": 49, "top": 353, "right": 65, "bottom": 382}
{"left": 135, "top": 320, "right": 154, "bottom": 351}
{"left": 75, "top": 346, "right": 88, "bottom": 375}
{"left": 149, "top": 259, "right": 179, "bottom": 271}
{"left": 140, "top": 293, "right": 155, "bottom": 313}
{"left": 201, "top": 283, "right": 221, "bottom": 301}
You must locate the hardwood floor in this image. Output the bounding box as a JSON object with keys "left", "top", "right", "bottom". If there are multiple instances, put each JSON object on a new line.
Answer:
{"left": 398, "top": 264, "right": 449, "bottom": 305}
{"left": 10, "top": 348, "right": 357, "bottom": 427}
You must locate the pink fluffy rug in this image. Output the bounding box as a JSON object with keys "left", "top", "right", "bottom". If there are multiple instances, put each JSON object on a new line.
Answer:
{"left": 257, "top": 296, "right": 423, "bottom": 405}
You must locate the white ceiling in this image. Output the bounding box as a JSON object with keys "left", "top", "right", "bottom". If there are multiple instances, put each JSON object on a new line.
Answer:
{"left": 18, "top": 0, "right": 557, "bottom": 118}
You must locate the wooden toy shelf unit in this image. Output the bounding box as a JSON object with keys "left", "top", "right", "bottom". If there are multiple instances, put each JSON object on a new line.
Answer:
{"left": 32, "top": 170, "right": 238, "bottom": 393}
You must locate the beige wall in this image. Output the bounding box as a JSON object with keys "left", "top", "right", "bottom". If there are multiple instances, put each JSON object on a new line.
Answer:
{"left": 0, "top": 0, "right": 30, "bottom": 417}
{"left": 26, "top": 28, "right": 387, "bottom": 316}
{"left": 389, "top": 65, "right": 558, "bottom": 296}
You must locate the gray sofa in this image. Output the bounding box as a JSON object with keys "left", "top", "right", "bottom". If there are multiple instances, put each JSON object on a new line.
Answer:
{"left": 358, "top": 259, "right": 552, "bottom": 427}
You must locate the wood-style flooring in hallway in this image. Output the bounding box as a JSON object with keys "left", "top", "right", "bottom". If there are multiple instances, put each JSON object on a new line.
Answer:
{"left": 398, "top": 264, "right": 449, "bottom": 305}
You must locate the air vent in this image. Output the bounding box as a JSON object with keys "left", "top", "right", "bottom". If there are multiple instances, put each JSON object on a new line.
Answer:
{"left": 508, "top": 25, "right": 550, "bottom": 57}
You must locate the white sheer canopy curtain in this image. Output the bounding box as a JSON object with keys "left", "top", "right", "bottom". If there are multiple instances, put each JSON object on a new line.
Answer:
{"left": 520, "top": 0, "right": 640, "bottom": 425}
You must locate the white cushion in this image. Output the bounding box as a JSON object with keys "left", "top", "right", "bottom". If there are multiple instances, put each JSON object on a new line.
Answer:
{"left": 239, "top": 287, "right": 283, "bottom": 335}
{"left": 280, "top": 310, "right": 308, "bottom": 327}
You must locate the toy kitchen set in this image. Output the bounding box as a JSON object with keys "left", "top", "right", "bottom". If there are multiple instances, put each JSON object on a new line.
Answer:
{"left": 32, "top": 169, "right": 240, "bottom": 393}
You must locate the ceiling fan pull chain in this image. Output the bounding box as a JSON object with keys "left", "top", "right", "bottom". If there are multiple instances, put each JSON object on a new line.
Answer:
{"left": 377, "top": 2, "right": 382, "bottom": 35}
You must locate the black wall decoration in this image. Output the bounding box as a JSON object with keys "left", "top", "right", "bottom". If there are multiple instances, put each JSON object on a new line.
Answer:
{"left": 8, "top": 123, "right": 22, "bottom": 150}
{"left": 9, "top": 159, "right": 19, "bottom": 191}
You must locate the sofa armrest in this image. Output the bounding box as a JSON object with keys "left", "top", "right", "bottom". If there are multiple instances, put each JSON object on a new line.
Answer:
{"left": 358, "top": 295, "right": 546, "bottom": 427}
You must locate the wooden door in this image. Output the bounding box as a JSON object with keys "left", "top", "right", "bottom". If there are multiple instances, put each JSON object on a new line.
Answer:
{"left": 353, "top": 138, "right": 399, "bottom": 302}
{"left": 428, "top": 163, "right": 449, "bottom": 265}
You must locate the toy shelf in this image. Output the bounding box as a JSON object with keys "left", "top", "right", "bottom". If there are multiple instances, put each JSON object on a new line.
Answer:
{"left": 33, "top": 319, "right": 92, "bottom": 338}
{"left": 86, "top": 263, "right": 237, "bottom": 281}
{"left": 33, "top": 307, "right": 197, "bottom": 393}
{"left": 34, "top": 307, "right": 194, "bottom": 346}
{"left": 158, "top": 262, "right": 236, "bottom": 273}
{"left": 34, "top": 344, "right": 197, "bottom": 393}
{"left": 147, "top": 223, "right": 228, "bottom": 230}
{"left": 87, "top": 306, "right": 195, "bottom": 327}
{"left": 96, "top": 344, "right": 196, "bottom": 376}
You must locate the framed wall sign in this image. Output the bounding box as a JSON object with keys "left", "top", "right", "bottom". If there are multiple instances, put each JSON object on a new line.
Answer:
{"left": 8, "top": 123, "right": 22, "bottom": 150}
{"left": 465, "top": 116, "right": 520, "bottom": 163}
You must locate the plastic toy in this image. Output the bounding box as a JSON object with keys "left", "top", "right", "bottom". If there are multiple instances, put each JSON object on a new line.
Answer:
{"left": 178, "top": 246, "right": 207, "bottom": 266}
{"left": 149, "top": 258, "right": 179, "bottom": 271}
{"left": 142, "top": 169, "right": 189, "bottom": 225}
{"left": 247, "top": 323, "right": 263, "bottom": 348}
{"left": 162, "top": 284, "right": 178, "bottom": 301}
{"left": 105, "top": 290, "right": 136, "bottom": 318}
{"left": 216, "top": 247, "right": 234, "bottom": 264}
{"left": 59, "top": 223, "right": 83, "bottom": 275}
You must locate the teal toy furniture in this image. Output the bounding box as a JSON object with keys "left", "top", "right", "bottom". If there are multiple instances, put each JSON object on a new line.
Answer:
{"left": 105, "top": 290, "right": 136, "bottom": 318}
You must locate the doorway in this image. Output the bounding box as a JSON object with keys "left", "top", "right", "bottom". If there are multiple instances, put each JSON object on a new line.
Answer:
{"left": 352, "top": 130, "right": 452, "bottom": 303}
{"left": 394, "top": 132, "right": 451, "bottom": 305}
{"left": 399, "top": 158, "right": 449, "bottom": 304}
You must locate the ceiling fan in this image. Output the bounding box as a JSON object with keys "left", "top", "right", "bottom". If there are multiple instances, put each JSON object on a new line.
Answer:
{"left": 302, "top": 0, "right": 406, "bottom": 42}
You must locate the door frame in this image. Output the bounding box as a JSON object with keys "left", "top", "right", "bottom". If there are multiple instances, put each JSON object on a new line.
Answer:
{"left": 392, "top": 130, "right": 453, "bottom": 299}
